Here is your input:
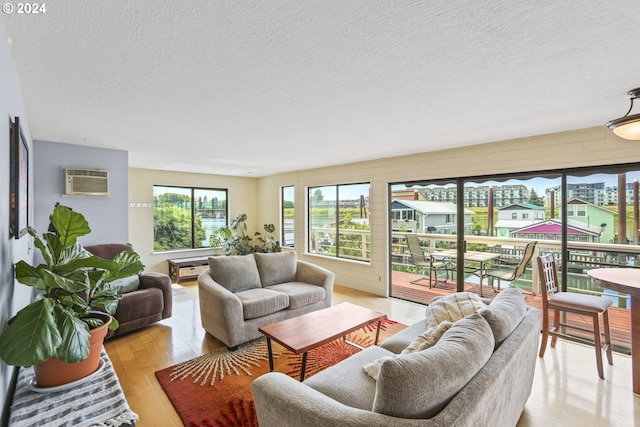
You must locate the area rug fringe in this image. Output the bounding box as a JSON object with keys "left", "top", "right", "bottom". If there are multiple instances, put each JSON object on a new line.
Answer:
{"left": 169, "top": 338, "right": 279, "bottom": 386}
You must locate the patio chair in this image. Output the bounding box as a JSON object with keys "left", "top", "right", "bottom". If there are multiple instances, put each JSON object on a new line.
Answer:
{"left": 536, "top": 253, "right": 613, "bottom": 379}
{"left": 485, "top": 241, "right": 537, "bottom": 292}
{"left": 405, "top": 234, "right": 451, "bottom": 288}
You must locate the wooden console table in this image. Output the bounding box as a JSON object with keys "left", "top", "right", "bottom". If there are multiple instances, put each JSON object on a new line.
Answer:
{"left": 8, "top": 349, "right": 137, "bottom": 427}
{"left": 167, "top": 256, "right": 210, "bottom": 284}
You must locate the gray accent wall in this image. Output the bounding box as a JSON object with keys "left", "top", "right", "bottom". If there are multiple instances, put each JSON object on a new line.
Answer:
{"left": 33, "top": 140, "right": 129, "bottom": 246}
{"left": 0, "top": 21, "right": 34, "bottom": 422}
{"left": 1, "top": 21, "right": 129, "bottom": 417}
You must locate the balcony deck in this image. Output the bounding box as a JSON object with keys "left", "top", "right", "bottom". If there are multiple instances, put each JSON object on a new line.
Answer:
{"left": 391, "top": 271, "right": 632, "bottom": 353}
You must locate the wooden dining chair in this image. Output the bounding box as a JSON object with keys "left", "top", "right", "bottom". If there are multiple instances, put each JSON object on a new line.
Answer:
{"left": 536, "top": 253, "right": 613, "bottom": 379}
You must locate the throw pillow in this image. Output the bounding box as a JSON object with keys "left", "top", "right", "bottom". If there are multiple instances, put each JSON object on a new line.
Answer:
{"left": 401, "top": 320, "right": 454, "bottom": 354}
{"left": 109, "top": 275, "right": 140, "bottom": 294}
{"left": 208, "top": 254, "right": 262, "bottom": 293}
{"left": 372, "top": 312, "right": 495, "bottom": 419}
{"left": 254, "top": 251, "right": 297, "bottom": 286}
{"left": 363, "top": 321, "right": 453, "bottom": 380}
{"left": 479, "top": 286, "right": 527, "bottom": 348}
{"left": 362, "top": 356, "right": 394, "bottom": 381}
{"left": 424, "top": 292, "right": 485, "bottom": 328}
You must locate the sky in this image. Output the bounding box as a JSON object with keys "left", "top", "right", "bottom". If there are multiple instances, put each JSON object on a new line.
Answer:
{"left": 391, "top": 171, "right": 640, "bottom": 197}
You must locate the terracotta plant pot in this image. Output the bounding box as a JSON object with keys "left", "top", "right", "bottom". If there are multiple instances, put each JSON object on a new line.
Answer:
{"left": 33, "top": 315, "right": 112, "bottom": 388}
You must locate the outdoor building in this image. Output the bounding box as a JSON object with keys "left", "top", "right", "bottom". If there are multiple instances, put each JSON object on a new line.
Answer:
{"left": 419, "top": 184, "right": 530, "bottom": 207}
{"left": 559, "top": 198, "right": 616, "bottom": 243}
{"left": 390, "top": 199, "right": 474, "bottom": 234}
{"left": 605, "top": 182, "right": 638, "bottom": 206}
{"left": 511, "top": 218, "right": 603, "bottom": 243}
{"left": 494, "top": 203, "right": 546, "bottom": 238}
{"left": 546, "top": 182, "right": 606, "bottom": 206}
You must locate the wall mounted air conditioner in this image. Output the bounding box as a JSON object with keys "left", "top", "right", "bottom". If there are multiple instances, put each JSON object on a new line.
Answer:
{"left": 65, "top": 168, "right": 109, "bottom": 196}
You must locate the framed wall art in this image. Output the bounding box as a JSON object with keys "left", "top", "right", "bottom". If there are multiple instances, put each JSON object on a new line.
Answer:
{"left": 10, "top": 117, "right": 29, "bottom": 239}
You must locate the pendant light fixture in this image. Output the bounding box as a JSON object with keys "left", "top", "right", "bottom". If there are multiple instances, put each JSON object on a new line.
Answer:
{"left": 605, "top": 88, "right": 640, "bottom": 140}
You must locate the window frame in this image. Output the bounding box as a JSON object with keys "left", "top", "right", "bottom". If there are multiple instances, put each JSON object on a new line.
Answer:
{"left": 307, "top": 182, "right": 371, "bottom": 262}
{"left": 153, "top": 184, "right": 228, "bottom": 252}
{"left": 281, "top": 185, "right": 295, "bottom": 248}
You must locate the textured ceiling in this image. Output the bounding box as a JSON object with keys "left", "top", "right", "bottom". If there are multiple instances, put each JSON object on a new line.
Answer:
{"left": 2, "top": 0, "right": 640, "bottom": 177}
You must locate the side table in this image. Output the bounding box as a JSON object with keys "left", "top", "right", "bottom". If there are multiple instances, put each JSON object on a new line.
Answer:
{"left": 8, "top": 349, "right": 138, "bottom": 427}
{"left": 167, "top": 256, "right": 210, "bottom": 284}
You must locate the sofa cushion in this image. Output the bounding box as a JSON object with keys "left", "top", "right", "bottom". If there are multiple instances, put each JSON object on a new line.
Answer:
{"left": 479, "top": 286, "right": 527, "bottom": 347}
{"left": 109, "top": 275, "right": 140, "bottom": 294}
{"left": 254, "top": 251, "right": 297, "bottom": 286}
{"left": 304, "top": 345, "right": 393, "bottom": 411}
{"left": 379, "top": 318, "right": 430, "bottom": 354}
{"left": 235, "top": 288, "right": 289, "bottom": 320}
{"left": 372, "top": 312, "right": 495, "bottom": 419}
{"left": 115, "top": 287, "right": 164, "bottom": 322}
{"left": 264, "top": 283, "right": 325, "bottom": 309}
{"left": 363, "top": 320, "right": 453, "bottom": 380}
{"left": 401, "top": 320, "right": 454, "bottom": 354}
{"left": 425, "top": 292, "right": 485, "bottom": 328}
{"left": 208, "top": 254, "right": 261, "bottom": 293}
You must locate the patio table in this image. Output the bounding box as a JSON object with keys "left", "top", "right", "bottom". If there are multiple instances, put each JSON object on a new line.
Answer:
{"left": 430, "top": 249, "right": 500, "bottom": 297}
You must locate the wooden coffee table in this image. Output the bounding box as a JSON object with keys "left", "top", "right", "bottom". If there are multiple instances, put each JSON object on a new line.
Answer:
{"left": 258, "top": 302, "right": 387, "bottom": 381}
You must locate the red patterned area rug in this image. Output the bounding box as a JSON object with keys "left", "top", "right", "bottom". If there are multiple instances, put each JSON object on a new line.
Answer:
{"left": 155, "top": 318, "right": 406, "bottom": 427}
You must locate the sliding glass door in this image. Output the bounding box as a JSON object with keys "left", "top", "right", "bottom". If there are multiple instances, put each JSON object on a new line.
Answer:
{"left": 389, "top": 164, "right": 640, "bottom": 302}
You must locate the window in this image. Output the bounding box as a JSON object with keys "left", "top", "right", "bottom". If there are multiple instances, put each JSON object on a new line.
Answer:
{"left": 153, "top": 185, "right": 227, "bottom": 251}
{"left": 567, "top": 206, "right": 575, "bottom": 216}
{"left": 308, "top": 183, "right": 370, "bottom": 261}
{"left": 281, "top": 186, "right": 294, "bottom": 247}
{"left": 511, "top": 213, "right": 517, "bottom": 219}
{"left": 577, "top": 206, "right": 587, "bottom": 217}
{"left": 392, "top": 209, "right": 414, "bottom": 220}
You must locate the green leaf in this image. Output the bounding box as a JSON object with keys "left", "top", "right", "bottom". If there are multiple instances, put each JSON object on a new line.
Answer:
{"left": 54, "top": 242, "right": 90, "bottom": 271}
{"left": 58, "top": 254, "right": 118, "bottom": 277}
{"left": 29, "top": 228, "right": 55, "bottom": 267}
{"left": 0, "top": 298, "right": 62, "bottom": 366}
{"left": 42, "top": 269, "right": 87, "bottom": 294}
{"left": 90, "top": 285, "right": 121, "bottom": 315}
{"left": 50, "top": 205, "right": 91, "bottom": 248}
{"left": 53, "top": 306, "right": 90, "bottom": 363}
{"left": 42, "top": 232, "right": 63, "bottom": 264}
{"left": 14, "top": 261, "right": 46, "bottom": 290}
{"left": 58, "top": 293, "right": 88, "bottom": 314}
{"left": 110, "top": 251, "right": 144, "bottom": 279}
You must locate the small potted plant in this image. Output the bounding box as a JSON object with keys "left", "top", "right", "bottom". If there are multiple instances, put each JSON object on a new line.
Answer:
{"left": 0, "top": 205, "right": 144, "bottom": 387}
{"left": 219, "top": 213, "right": 281, "bottom": 255}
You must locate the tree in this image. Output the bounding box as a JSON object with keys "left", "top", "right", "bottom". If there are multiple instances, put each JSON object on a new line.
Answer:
{"left": 528, "top": 188, "right": 544, "bottom": 206}
{"left": 153, "top": 199, "right": 207, "bottom": 251}
{"left": 311, "top": 189, "right": 324, "bottom": 204}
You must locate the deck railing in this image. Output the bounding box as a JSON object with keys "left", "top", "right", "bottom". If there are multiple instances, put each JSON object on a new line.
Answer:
{"left": 392, "top": 232, "right": 640, "bottom": 307}
{"left": 307, "top": 227, "right": 639, "bottom": 307}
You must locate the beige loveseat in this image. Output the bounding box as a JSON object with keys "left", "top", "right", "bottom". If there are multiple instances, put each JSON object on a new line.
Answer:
{"left": 252, "top": 287, "right": 542, "bottom": 426}
{"left": 198, "top": 251, "right": 335, "bottom": 349}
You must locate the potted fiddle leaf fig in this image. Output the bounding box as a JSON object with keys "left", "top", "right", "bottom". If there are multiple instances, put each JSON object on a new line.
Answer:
{"left": 0, "top": 205, "right": 144, "bottom": 387}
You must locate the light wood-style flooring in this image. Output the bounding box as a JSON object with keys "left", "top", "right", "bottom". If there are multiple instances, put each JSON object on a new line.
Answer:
{"left": 104, "top": 282, "right": 640, "bottom": 427}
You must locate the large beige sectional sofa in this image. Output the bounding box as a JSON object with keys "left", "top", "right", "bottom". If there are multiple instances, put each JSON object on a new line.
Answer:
{"left": 198, "top": 251, "right": 335, "bottom": 348}
{"left": 252, "top": 287, "right": 542, "bottom": 426}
